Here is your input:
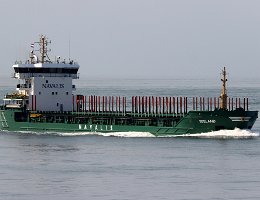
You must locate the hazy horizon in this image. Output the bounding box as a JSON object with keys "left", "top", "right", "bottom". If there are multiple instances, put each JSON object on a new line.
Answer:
{"left": 1, "top": 0, "right": 260, "bottom": 83}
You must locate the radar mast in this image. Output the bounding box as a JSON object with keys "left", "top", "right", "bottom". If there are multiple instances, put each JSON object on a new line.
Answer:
{"left": 220, "top": 67, "right": 228, "bottom": 109}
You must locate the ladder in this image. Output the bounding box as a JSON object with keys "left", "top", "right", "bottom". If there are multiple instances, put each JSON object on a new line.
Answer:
{"left": 0, "top": 111, "right": 9, "bottom": 128}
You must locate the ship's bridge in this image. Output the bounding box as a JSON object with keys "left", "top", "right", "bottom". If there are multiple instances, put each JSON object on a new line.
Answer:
{"left": 11, "top": 35, "right": 81, "bottom": 112}
{"left": 13, "top": 62, "right": 80, "bottom": 79}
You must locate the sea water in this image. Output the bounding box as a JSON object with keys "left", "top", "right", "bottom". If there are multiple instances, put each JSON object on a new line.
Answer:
{"left": 0, "top": 78, "right": 260, "bottom": 200}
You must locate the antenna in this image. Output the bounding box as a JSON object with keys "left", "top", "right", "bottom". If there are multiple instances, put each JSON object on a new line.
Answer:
{"left": 33, "top": 35, "right": 51, "bottom": 63}
{"left": 69, "top": 35, "right": 71, "bottom": 60}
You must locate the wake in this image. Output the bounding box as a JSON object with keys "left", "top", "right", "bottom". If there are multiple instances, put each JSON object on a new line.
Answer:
{"left": 179, "top": 128, "right": 259, "bottom": 139}
{"left": 2, "top": 128, "right": 259, "bottom": 138}
{"left": 44, "top": 128, "right": 260, "bottom": 138}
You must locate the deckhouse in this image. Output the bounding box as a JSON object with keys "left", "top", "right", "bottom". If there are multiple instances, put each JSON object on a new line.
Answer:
{"left": 12, "top": 35, "right": 79, "bottom": 112}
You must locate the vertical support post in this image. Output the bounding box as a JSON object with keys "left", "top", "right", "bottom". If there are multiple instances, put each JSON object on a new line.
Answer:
{"left": 177, "top": 97, "right": 179, "bottom": 114}
{"left": 173, "top": 97, "right": 175, "bottom": 114}
{"left": 228, "top": 98, "right": 230, "bottom": 111}
{"left": 162, "top": 97, "right": 164, "bottom": 114}
{"left": 246, "top": 98, "right": 249, "bottom": 111}
{"left": 180, "top": 97, "right": 182, "bottom": 114}
{"left": 98, "top": 96, "right": 100, "bottom": 112}
{"left": 102, "top": 96, "right": 104, "bottom": 112}
{"left": 195, "top": 97, "right": 198, "bottom": 111}
{"left": 132, "top": 96, "right": 134, "bottom": 113}
{"left": 152, "top": 96, "right": 154, "bottom": 114}
{"left": 156, "top": 97, "right": 158, "bottom": 114}
{"left": 192, "top": 97, "right": 195, "bottom": 110}
{"left": 148, "top": 96, "right": 151, "bottom": 115}
{"left": 158, "top": 96, "right": 161, "bottom": 114}
{"left": 138, "top": 96, "right": 141, "bottom": 114}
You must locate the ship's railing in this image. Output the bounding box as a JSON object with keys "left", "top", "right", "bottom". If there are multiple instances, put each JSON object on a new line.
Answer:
{"left": 13, "top": 73, "right": 79, "bottom": 79}
{"left": 72, "top": 95, "right": 251, "bottom": 116}
{"left": 14, "top": 60, "right": 79, "bottom": 65}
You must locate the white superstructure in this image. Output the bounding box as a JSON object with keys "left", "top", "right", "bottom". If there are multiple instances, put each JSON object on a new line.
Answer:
{"left": 13, "top": 35, "right": 79, "bottom": 112}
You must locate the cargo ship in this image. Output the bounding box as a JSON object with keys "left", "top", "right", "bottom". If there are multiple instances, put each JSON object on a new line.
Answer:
{"left": 0, "top": 36, "right": 258, "bottom": 136}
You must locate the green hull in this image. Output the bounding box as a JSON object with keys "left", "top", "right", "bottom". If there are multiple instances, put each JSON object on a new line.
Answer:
{"left": 0, "top": 108, "right": 258, "bottom": 136}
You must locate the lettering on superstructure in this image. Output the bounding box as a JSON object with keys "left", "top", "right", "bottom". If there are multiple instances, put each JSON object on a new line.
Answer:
{"left": 42, "top": 83, "right": 65, "bottom": 88}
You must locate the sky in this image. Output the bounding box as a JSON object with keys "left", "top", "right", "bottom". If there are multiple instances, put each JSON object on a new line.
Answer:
{"left": 0, "top": 0, "right": 260, "bottom": 82}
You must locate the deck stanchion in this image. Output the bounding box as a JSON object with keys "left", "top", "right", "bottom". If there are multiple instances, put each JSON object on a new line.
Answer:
{"left": 132, "top": 96, "right": 134, "bottom": 113}
{"left": 119, "top": 96, "right": 121, "bottom": 113}
{"left": 93, "top": 95, "right": 95, "bottom": 112}
{"left": 203, "top": 97, "right": 205, "bottom": 111}
{"left": 235, "top": 98, "right": 238, "bottom": 109}
{"left": 162, "top": 97, "right": 165, "bottom": 114}
{"left": 180, "top": 97, "right": 182, "bottom": 113}
{"left": 95, "top": 96, "right": 96, "bottom": 113}
{"left": 98, "top": 96, "right": 100, "bottom": 112}
{"left": 158, "top": 97, "right": 161, "bottom": 114}
{"left": 183, "top": 97, "right": 185, "bottom": 113}
{"left": 92, "top": 95, "right": 94, "bottom": 112}
{"left": 116, "top": 96, "right": 118, "bottom": 113}
{"left": 173, "top": 97, "right": 175, "bottom": 115}
{"left": 195, "top": 97, "right": 198, "bottom": 111}
{"left": 142, "top": 96, "right": 144, "bottom": 115}
{"left": 105, "top": 96, "right": 107, "bottom": 112}
{"left": 112, "top": 96, "right": 114, "bottom": 112}
{"left": 135, "top": 96, "right": 138, "bottom": 113}
{"left": 246, "top": 98, "right": 249, "bottom": 111}
{"left": 93, "top": 95, "right": 96, "bottom": 112}
{"left": 238, "top": 98, "right": 241, "bottom": 108}
{"left": 167, "top": 96, "right": 169, "bottom": 114}
{"left": 207, "top": 97, "right": 209, "bottom": 111}
{"left": 125, "top": 97, "right": 127, "bottom": 115}
{"left": 169, "top": 97, "right": 172, "bottom": 114}
{"left": 148, "top": 96, "right": 150, "bottom": 115}
{"left": 89, "top": 95, "right": 91, "bottom": 112}
{"left": 108, "top": 96, "right": 111, "bottom": 112}
{"left": 122, "top": 96, "right": 124, "bottom": 114}
{"left": 177, "top": 97, "right": 179, "bottom": 114}
{"left": 102, "top": 96, "right": 104, "bottom": 112}
{"left": 185, "top": 97, "right": 187, "bottom": 113}
{"left": 138, "top": 96, "right": 141, "bottom": 114}
{"left": 200, "top": 97, "right": 202, "bottom": 111}
{"left": 228, "top": 98, "right": 230, "bottom": 111}
{"left": 155, "top": 97, "right": 158, "bottom": 115}
{"left": 88, "top": 96, "right": 90, "bottom": 112}
{"left": 90, "top": 95, "right": 92, "bottom": 112}
{"left": 84, "top": 96, "right": 87, "bottom": 112}
{"left": 186, "top": 97, "right": 188, "bottom": 113}
{"left": 145, "top": 96, "right": 148, "bottom": 114}
{"left": 152, "top": 96, "right": 154, "bottom": 114}
{"left": 192, "top": 97, "right": 195, "bottom": 110}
